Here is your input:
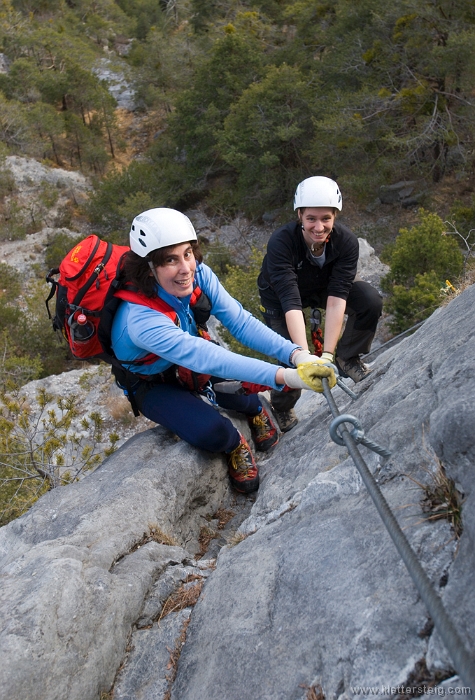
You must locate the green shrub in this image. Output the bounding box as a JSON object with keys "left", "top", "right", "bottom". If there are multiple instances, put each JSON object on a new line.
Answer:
{"left": 217, "top": 249, "right": 268, "bottom": 360}
{"left": 384, "top": 271, "right": 443, "bottom": 333}
{"left": 0, "top": 267, "right": 73, "bottom": 379}
{"left": 219, "top": 64, "right": 314, "bottom": 214}
{"left": 0, "top": 383, "right": 119, "bottom": 526}
{"left": 382, "top": 209, "right": 463, "bottom": 287}
{"left": 0, "top": 262, "right": 21, "bottom": 300}
{"left": 0, "top": 350, "right": 42, "bottom": 393}
{"left": 449, "top": 200, "right": 475, "bottom": 233}
{"left": 45, "top": 231, "right": 84, "bottom": 271}
{"left": 85, "top": 160, "right": 161, "bottom": 236}
{"left": 170, "top": 28, "right": 265, "bottom": 183}
{"left": 382, "top": 210, "right": 464, "bottom": 333}
{"left": 117, "top": 191, "right": 156, "bottom": 228}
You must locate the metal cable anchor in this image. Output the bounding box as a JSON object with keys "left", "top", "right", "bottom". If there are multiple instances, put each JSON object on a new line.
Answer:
{"left": 329, "top": 414, "right": 392, "bottom": 459}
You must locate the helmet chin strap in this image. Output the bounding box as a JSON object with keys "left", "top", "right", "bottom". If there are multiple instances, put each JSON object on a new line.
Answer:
{"left": 148, "top": 259, "right": 160, "bottom": 285}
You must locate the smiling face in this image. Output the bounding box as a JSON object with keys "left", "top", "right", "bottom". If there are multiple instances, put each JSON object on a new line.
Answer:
{"left": 154, "top": 242, "right": 196, "bottom": 297}
{"left": 298, "top": 207, "right": 335, "bottom": 249}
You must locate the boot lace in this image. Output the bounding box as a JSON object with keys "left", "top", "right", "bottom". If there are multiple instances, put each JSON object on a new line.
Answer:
{"left": 228, "top": 443, "right": 253, "bottom": 477}
{"left": 350, "top": 358, "right": 370, "bottom": 380}
{"left": 250, "top": 412, "right": 272, "bottom": 440}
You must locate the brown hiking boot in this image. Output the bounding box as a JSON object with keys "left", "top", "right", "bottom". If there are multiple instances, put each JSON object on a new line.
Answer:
{"left": 335, "top": 355, "right": 372, "bottom": 383}
{"left": 272, "top": 407, "right": 298, "bottom": 433}
{"left": 247, "top": 407, "right": 279, "bottom": 452}
{"left": 226, "top": 434, "right": 259, "bottom": 494}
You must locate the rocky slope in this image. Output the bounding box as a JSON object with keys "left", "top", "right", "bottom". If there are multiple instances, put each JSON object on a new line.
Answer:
{"left": 0, "top": 282, "right": 474, "bottom": 700}
{"left": 1, "top": 154, "right": 472, "bottom": 699}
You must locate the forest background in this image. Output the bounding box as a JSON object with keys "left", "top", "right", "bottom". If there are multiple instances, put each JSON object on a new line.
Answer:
{"left": 1, "top": 0, "right": 474, "bottom": 368}
{"left": 0, "top": 0, "right": 474, "bottom": 520}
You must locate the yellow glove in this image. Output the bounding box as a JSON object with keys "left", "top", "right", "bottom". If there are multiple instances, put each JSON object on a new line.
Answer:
{"left": 297, "top": 359, "right": 337, "bottom": 392}
{"left": 283, "top": 358, "right": 337, "bottom": 392}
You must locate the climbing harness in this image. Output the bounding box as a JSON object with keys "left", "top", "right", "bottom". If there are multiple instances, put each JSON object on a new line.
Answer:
{"left": 322, "top": 377, "right": 475, "bottom": 690}
{"left": 310, "top": 307, "right": 324, "bottom": 356}
{"left": 308, "top": 307, "right": 358, "bottom": 400}
{"left": 200, "top": 381, "right": 219, "bottom": 408}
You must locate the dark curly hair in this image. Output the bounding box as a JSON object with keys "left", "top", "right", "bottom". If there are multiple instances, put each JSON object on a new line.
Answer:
{"left": 120, "top": 241, "right": 203, "bottom": 297}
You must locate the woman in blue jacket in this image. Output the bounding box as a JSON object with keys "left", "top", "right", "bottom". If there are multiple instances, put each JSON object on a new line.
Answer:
{"left": 258, "top": 176, "right": 382, "bottom": 433}
{"left": 111, "top": 208, "right": 336, "bottom": 494}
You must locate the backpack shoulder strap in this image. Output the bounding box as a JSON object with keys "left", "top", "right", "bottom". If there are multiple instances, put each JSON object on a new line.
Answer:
{"left": 97, "top": 286, "right": 178, "bottom": 366}
{"left": 189, "top": 285, "right": 212, "bottom": 327}
{"left": 114, "top": 289, "right": 178, "bottom": 321}
{"left": 45, "top": 267, "right": 60, "bottom": 319}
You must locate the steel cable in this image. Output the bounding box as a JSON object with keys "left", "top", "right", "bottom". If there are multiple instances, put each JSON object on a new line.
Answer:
{"left": 363, "top": 321, "right": 425, "bottom": 362}
{"left": 322, "top": 377, "right": 475, "bottom": 690}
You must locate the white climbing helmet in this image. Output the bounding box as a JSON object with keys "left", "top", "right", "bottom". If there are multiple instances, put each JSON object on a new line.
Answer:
{"left": 293, "top": 176, "right": 343, "bottom": 211}
{"left": 129, "top": 208, "right": 197, "bottom": 257}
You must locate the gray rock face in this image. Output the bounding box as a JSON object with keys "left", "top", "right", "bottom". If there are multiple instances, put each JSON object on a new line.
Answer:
{"left": 378, "top": 181, "right": 426, "bottom": 207}
{"left": 357, "top": 237, "right": 389, "bottom": 290}
{"left": 114, "top": 608, "right": 193, "bottom": 700}
{"left": 0, "top": 227, "right": 76, "bottom": 277}
{"left": 172, "top": 285, "right": 475, "bottom": 697}
{"left": 93, "top": 58, "right": 135, "bottom": 111}
{"left": 0, "top": 427, "right": 233, "bottom": 700}
{"left": 1, "top": 285, "right": 475, "bottom": 699}
{"left": 0, "top": 156, "right": 91, "bottom": 276}
{"left": 5, "top": 155, "right": 90, "bottom": 192}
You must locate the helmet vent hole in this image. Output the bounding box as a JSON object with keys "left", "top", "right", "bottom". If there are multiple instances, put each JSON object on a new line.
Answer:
{"left": 139, "top": 229, "right": 146, "bottom": 237}
{"left": 139, "top": 239, "right": 147, "bottom": 247}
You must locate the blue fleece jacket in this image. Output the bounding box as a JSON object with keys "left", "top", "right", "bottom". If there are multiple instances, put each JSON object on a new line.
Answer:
{"left": 111, "top": 262, "right": 299, "bottom": 390}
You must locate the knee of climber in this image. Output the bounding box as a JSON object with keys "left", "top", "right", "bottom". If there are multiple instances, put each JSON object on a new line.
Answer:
{"left": 194, "top": 416, "right": 240, "bottom": 454}
{"left": 352, "top": 287, "right": 383, "bottom": 330}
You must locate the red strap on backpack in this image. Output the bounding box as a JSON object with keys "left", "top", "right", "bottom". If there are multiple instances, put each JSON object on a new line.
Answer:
{"left": 113, "top": 289, "right": 178, "bottom": 366}
{"left": 240, "top": 381, "right": 293, "bottom": 394}
{"left": 114, "top": 289, "right": 179, "bottom": 318}
{"left": 176, "top": 366, "right": 212, "bottom": 392}
{"left": 114, "top": 287, "right": 213, "bottom": 390}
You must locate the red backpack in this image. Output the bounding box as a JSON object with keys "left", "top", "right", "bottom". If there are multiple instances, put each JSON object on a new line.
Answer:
{"left": 46, "top": 235, "right": 130, "bottom": 360}
{"left": 45, "top": 235, "right": 215, "bottom": 413}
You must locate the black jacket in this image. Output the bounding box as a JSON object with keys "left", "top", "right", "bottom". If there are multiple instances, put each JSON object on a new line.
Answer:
{"left": 258, "top": 220, "right": 359, "bottom": 313}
